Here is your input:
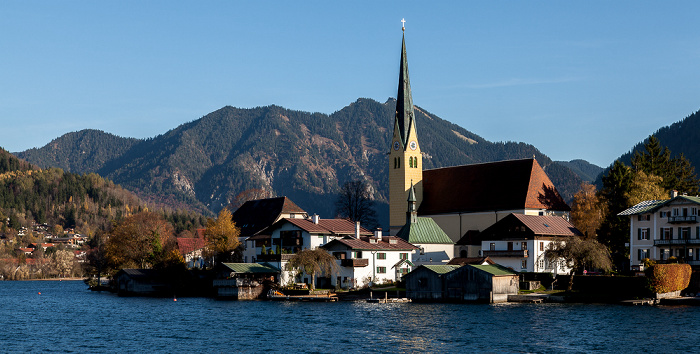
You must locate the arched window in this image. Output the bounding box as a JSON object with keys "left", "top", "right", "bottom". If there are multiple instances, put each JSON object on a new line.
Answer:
{"left": 414, "top": 157, "right": 418, "bottom": 168}
{"left": 398, "top": 157, "right": 400, "bottom": 168}
{"left": 394, "top": 157, "right": 397, "bottom": 169}
{"left": 409, "top": 156, "right": 413, "bottom": 168}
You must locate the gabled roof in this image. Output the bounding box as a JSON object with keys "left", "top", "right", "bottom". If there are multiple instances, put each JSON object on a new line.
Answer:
{"left": 419, "top": 158, "right": 570, "bottom": 215}
{"left": 447, "top": 257, "right": 494, "bottom": 266}
{"left": 117, "top": 269, "right": 161, "bottom": 280}
{"left": 479, "top": 213, "right": 582, "bottom": 241}
{"left": 230, "top": 197, "right": 306, "bottom": 237}
{"left": 396, "top": 217, "right": 453, "bottom": 244}
{"left": 176, "top": 237, "right": 207, "bottom": 255}
{"left": 618, "top": 195, "right": 700, "bottom": 216}
{"left": 322, "top": 236, "right": 419, "bottom": 251}
{"left": 468, "top": 264, "right": 518, "bottom": 276}
{"left": 421, "top": 264, "right": 461, "bottom": 275}
{"left": 268, "top": 218, "right": 373, "bottom": 237}
{"left": 220, "top": 263, "right": 279, "bottom": 274}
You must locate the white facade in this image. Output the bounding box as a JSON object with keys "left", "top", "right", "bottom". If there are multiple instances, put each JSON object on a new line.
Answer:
{"left": 625, "top": 196, "right": 700, "bottom": 269}
{"left": 411, "top": 243, "right": 454, "bottom": 266}
{"left": 480, "top": 238, "right": 569, "bottom": 274}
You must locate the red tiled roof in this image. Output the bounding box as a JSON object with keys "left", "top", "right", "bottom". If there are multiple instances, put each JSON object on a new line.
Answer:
{"left": 281, "top": 218, "right": 373, "bottom": 236}
{"left": 480, "top": 213, "right": 582, "bottom": 241}
{"left": 323, "top": 236, "right": 419, "bottom": 251}
{"left": 418, "top": 158, "right": 570, "bottom": 215}
{"left": 230, "top": 197, "right": 307, "bottom": 237}
{"left": 176, "top": 237, "right": 208, "bottom": 255}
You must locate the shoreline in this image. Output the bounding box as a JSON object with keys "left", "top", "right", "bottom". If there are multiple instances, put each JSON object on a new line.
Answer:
{"left": 7, "top": 277, "right": 84, "bottom": 281}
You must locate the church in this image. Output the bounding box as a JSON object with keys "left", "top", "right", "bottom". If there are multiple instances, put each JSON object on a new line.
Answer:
{"left": 391, "top": 26, "right": 571, "bottom": 260}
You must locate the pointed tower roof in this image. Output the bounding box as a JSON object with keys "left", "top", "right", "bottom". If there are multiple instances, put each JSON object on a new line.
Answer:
{"left": 407, "top": 181, "right": 417, "bottom": 202}
{"left": 395, "top": 32, "right": 416, "bottom": 147}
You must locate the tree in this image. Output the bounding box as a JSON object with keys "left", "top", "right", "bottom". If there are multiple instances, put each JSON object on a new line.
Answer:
{"left": 53, "top": 249, "right": 75, "bottom": 278}
{"left": 285, "top": 248, "right": 338, "bottom": 290}
{"left": 204, "top": 208, "right": 240, "bottom": 264}
{"left": 546, "top": 237, "right": 613, "bottom": 291}
{"left": 625, "top": 171, "right": 667, "bottom": 206}
{"left": 569, "top": 183, "right": 604, "bottom": 240}
{"left": 631, "top": 135, "right": 699, "bottom": 194}
{"left": 597, "top": 160, "right": 633, "bottom": 268}
{"left": 335, "top": 180, "right": 378, "bottom": 229}
{"left": 104, "top": 211, "right": 176, "bottom": 270}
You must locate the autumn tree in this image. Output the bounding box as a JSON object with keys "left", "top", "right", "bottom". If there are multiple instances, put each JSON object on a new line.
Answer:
{"left": 285, "top": 248, "right": 338, "bottom": 290}
{"left": 335, "top": 180, "right": 378, "bottom": 229}
{"left": 625, "top": 170, "right": 667, "bottom": 206}
{"left": 569, "top": 183, "right": 604, "bottom": 240}
{"left": 546, "top": 237, "right": 613, "bottom": 290}
{"left": 204, "top": 208, "right": 240, "bottom": 264}
{"left": 104, "top": 211, "right": 176, "bottom": 270}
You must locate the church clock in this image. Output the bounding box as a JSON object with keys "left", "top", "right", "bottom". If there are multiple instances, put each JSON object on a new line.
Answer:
{"left": 409, "top": 141, "right": 417, "bottom": 151}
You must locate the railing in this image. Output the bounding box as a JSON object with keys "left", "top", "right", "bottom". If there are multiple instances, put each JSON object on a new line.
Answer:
{"left": 654, "top": 239, "right": 700, "bottom": 246}
{"left": 256, "top": 254, "right": 295, "bottom": 262}
{"left": 482, "top": 250, "right": 529, "bottom": 258}
{"left": 668, "top": 215, "right": 698, "bottom": 223}
{"left": 212, "top": 279, "right": 261, "bottom": 287}
{"left": 340, "top": 258, "right": 369, "bottom": 267}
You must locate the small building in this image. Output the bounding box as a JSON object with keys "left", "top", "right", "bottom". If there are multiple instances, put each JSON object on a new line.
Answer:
{"left": 404, "top": 265, "right": 461, "bottom": 300}
{"left": 176, "top": 230, "right": 208, "bottom": 268}
{"left": 114, "top": 269, "right": 170, "bottom": 296}
{"left": 212, "top": 263, "right": 279, "bottom": 299}
{"left": 443, "top": 264, "right": 519, "bottom": 303}
{"left": 479, "top": 213, "right": 580, "bottom": 274}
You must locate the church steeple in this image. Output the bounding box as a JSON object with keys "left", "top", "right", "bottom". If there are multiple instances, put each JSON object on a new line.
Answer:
{"left": 395, "top": 33, "right": 416, "bottom": 148}
{"left": 389, "top": 20, "right": 423, "bottom": 235}
{"left": 407, "top": 181, "right": 418, "bottom": 224}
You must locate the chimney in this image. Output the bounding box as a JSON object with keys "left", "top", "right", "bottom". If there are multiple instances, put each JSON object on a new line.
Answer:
{"left": 671, "top": 190, "right": 678, "bottom": 198}
{"left": 355, "top": 221, "right": 360, "bottom": 238}
{"left": 374, "top": 228, "right": 383, "bottom": 242}
{"left": 312, "top": 214, "right": 319, "bottom": 224}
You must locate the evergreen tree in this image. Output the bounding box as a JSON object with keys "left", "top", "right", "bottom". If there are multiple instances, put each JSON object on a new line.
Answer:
{"left": 597, "top": 160, "right": 633, "bottom": 268}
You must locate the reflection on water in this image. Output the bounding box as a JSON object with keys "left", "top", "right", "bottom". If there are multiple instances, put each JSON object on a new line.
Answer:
{"left": 1, "top": 281, "right": 698, "bottom": 353}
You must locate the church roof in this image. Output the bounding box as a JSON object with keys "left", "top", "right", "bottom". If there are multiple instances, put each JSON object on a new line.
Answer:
{"left": 394, "top": 33, "right": 416, "bottom": 147}
{"left": 418, "top": 158, "right": 570, "bottom": 215}
{"left": 230, "top": 197, "right": 306, "bottom": 237}
{"left": 396, "top": 217, "right": 454, "bottom": 244}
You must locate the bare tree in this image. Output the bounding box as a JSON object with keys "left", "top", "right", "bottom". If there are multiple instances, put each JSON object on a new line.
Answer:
{"left": 285, "top": 248, "right": 338, "bottom": 290}
{"left": 335, "top": 180, "right": 378, "bottom": 229}
{"left": 546, "top": 236, "right": 613, "bottom": 291}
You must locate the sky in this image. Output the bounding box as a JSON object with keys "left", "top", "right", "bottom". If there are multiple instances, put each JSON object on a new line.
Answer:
{"left": 2, "top": 2, "right": 700, "bottom": 168}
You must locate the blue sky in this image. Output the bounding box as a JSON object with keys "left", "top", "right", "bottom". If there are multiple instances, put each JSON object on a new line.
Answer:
{"left": 2, "top": 2, "right": 700, "bottom": 167}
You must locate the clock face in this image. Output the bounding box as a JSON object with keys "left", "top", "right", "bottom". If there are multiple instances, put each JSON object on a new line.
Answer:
{"left": 409, "top": 141, "right": 417, "bottom": 151}
{"left": 393, "top": 141, "right": 400, "bottom": 151}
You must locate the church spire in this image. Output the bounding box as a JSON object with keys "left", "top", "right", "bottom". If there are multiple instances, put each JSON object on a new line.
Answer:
{"left": 395, "top": 28, "right": 416, "bottom": 148}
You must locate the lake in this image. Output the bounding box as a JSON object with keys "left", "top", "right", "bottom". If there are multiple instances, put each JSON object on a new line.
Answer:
{"left": 0, "top": 281, "right": 697, "bottom": 353}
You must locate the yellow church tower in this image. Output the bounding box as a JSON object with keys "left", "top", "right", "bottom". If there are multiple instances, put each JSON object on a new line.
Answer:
{"left": 389, "top": 24, "right": 422, "bottom": 235}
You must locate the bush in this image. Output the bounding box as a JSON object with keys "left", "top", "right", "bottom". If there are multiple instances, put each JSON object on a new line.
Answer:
{"left": 646, "top": 264, "right": 692, "bottom": 294}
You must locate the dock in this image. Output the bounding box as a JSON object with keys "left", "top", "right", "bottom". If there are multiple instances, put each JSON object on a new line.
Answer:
{"left": 620, "top": 299, "right": 656, "bottom": 306}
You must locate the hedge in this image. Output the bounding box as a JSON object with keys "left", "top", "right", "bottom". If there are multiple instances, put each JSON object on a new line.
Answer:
{"left": 646, "top": 264, "right": 692, "bottom": 294}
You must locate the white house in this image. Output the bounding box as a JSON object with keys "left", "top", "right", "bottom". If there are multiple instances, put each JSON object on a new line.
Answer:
{"left": 252, "top": 215, "right": 374, "bottom": 286}
{"left": 619, "top": 192, "right": 700, "bottom": 269}
{"left": 322, "top": 232, "right": 419, "bottom": 288}
{"left": 478, "top": 213, "right": 578, "bottom": 274}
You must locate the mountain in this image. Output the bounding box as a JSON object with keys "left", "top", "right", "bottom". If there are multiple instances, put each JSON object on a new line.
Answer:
{"left": 595, "top": 108, "right": 700, "bottom": 184}
{"left": 555, "top": 159, "right": 603, "bottom": 183}
{"left": 16, "top": 98, "right": 584, "bottom": 227}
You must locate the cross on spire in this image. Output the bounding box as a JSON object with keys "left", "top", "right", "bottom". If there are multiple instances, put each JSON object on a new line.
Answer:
{"left": 401, "top": 18, "right": 406, "bottom": 31}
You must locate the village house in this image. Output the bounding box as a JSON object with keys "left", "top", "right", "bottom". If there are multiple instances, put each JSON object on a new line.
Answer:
{"left": 478, "top": 213, "right": 580, "bottom": 274}
{"left": 619, "top": 191, "right": 700, "bottom": 269}
{"left": 387, "top": 25, "right": 570, "bottom": 264}
{"left": 176, "top": 228, "right": 207, "bottom": 268}
{"left": 230, "top": 196, "right": 307, "bottom": 263}
{"left": 253, "top": 215, "right": 373, "bottom": 286}
{"left": 321, "top": 230, "right": 419, "bottom": 289}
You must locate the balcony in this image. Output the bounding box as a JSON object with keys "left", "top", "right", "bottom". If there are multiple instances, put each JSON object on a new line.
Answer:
{"left": 256, "top": 254, "right": 295, "bottom": 262}
{"left": 654, "top": 239, "right": 700, "bottom": 246}
{"left": 340, "top": 258, "right": 369, "bottom": 267}
{"left": 482, "top": 250, "right": 529, "bottom": 258}
{"left": 668, "top": 215, "right": 698, "bottom": 224}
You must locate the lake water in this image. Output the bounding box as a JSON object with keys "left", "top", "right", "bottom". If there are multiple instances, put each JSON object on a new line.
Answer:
{"left": 1, "top": 281, "right": 698, "bottom": 353}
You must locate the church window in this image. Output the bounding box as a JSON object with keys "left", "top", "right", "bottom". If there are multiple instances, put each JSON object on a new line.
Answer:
{"left": 397, "top": 157, "right": 400, "bottom": 168}
{"left": 409, "top": 156, "right": 413, "bottom": 168}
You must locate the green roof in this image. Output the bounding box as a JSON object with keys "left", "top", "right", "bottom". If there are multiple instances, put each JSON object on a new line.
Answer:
{"left": 396, "top": 217, "right": 454, "bottom": 244}
{"left": 221, "top": 263, "right": 279, "bottom": 274}
{"left": 469, "top": 264, "right": 517, "bottom": 276}
{"left": 423, "top": 265, "right": 461, "bottom": 274}
{"left": 619, "top": 195, "right": 700, "bottom": 216}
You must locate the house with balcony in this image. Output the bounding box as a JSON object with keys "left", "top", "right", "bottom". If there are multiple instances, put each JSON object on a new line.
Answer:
{"left": 321, "top": 231, "right": 419, "bottom": 289}
{"left": 252, "top": 215, "right": 374, "bottom": 286}
{"left": 619, "top": 193, "right": 700, "bottom": 269}
{"left": 478, "top": 213, "right": 580, "bottom": 273}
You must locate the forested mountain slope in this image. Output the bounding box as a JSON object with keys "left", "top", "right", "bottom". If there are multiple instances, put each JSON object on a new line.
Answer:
{"left": 17, "top": 98, "right": 584, "bottom": 227}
